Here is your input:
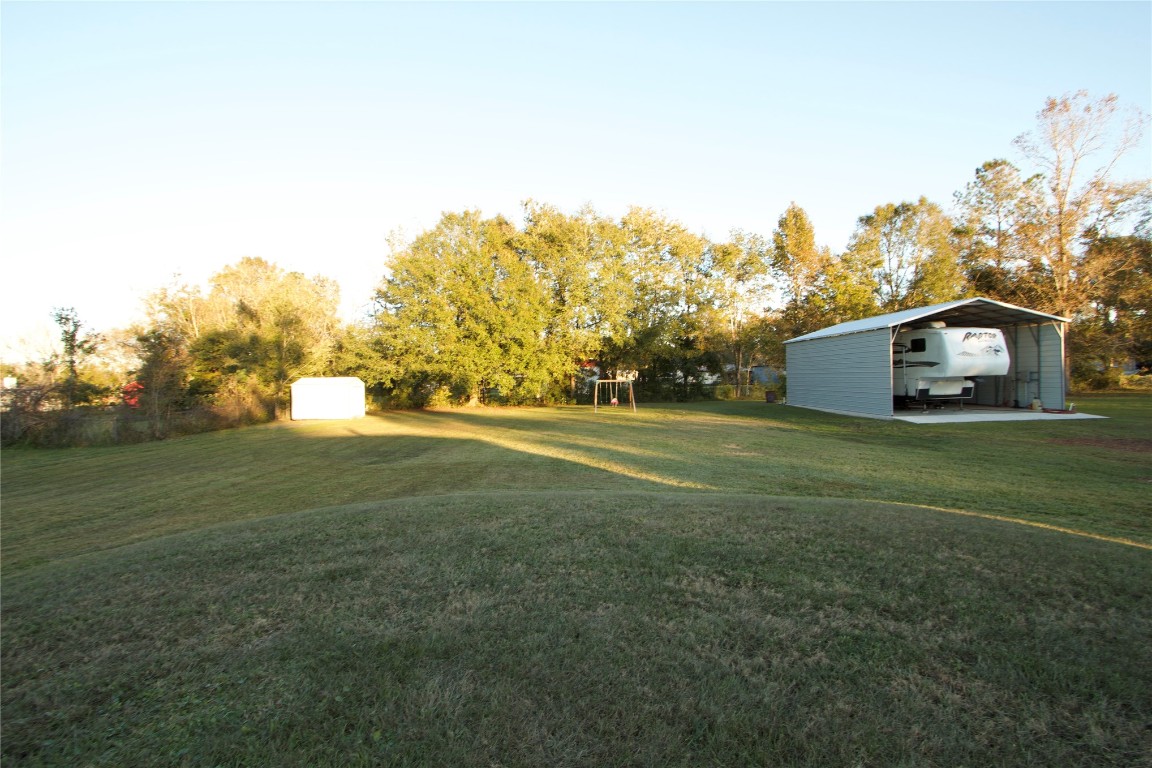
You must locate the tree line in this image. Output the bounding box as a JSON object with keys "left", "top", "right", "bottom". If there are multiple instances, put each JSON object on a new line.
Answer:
{"left": 2, "top": 91, "right": 1149, "bottom": 445}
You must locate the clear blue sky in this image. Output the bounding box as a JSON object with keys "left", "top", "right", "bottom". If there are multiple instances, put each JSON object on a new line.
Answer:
{"left": 2, "top": 1, "right": 1149, "bottom": 358}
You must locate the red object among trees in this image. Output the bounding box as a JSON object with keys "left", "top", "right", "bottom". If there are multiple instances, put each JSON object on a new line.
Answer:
{"left": 122, "top": 381, "right": 144, "bottom": 408}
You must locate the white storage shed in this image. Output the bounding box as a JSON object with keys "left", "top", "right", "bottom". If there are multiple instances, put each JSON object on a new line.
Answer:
{"left": 784, "top": 298, "right": 1069, "bottom": 419}
{"left": 290, "top": 377, "right": 366, "bottom": 420}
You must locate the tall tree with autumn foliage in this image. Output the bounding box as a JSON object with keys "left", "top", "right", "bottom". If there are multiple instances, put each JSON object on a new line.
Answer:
{"left": 954, "top": 159, "right": 1047, "bottom": 307}
{"left": 1012, "top": 90, "right": 1149, "bottom": 319}
{"left": 141, "top": 257, "right": 343, "bottom": 417}
{"left": 770, "top": 203, "right": 837, "bottom": 340}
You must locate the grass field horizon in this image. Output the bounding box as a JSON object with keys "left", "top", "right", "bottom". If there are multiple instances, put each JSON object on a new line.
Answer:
{"left": 3, "top": 395, "right": 1151, "bottom": 765}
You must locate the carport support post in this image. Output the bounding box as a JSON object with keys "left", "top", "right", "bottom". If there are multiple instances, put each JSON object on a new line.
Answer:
{"left": 1055, "top": 321, "right": 1067, "bottom": 409}
{"left": 890, "top": 326, "right": 903, "bottom": 415}
{"left": 1032, "top": 324, "right": 1041, "bottom": 405}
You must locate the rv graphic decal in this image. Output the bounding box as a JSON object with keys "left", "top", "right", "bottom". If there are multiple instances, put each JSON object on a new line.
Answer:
{"left": 962, "top": 331, "right": 999, "bottom": 342}
{"left": 957, "top": 345, "right": 1006, "bottom": 357}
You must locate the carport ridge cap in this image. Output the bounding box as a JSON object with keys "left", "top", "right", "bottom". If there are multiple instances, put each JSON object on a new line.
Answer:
{"left": 783, "top": 298, "right": 1068, "bottom": 344}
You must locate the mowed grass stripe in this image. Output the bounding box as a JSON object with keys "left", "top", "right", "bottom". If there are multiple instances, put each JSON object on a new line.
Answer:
{"left": 3, "top": 492, "right": 1149, "bottom": 767}
{"left": 4, "top": 397, "right": 1150, "bottom": 573}
{"left": 3, "top": 397, "right": 1150, "bottom": 766}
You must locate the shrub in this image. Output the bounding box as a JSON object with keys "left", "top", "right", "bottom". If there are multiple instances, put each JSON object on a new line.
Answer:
{"left": 713, "top": 384, "right": 770, "bottom": 401}
{"left": 425, "top": 385, "right": 457, "bottom": 408}
{"left": 1120, "top": 372, "right": 1152, "bottom": 390}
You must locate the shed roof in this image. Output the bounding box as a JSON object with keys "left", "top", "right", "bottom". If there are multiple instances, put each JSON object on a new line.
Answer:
{"left": 784, "top": 298, "right": 1068, "bottom": 344}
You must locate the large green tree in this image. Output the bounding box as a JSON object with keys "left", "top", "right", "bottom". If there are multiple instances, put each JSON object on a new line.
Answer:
{"left": 705, "top": 230, "right": 774, "bottom": 388}
{"left": 374, "top": 211, "right": 554, "bottom": 405}
{"left": 613, "top": 208, "right": 717, "bottom": 398}
{"left": 954, "top": 159, "right": 1047, "bottom": 307}
{"left": 374, "top": 205, "right": 775, "bottom": 404}
{"left": 517, "top": 202, "right": 625, "bottom": 398}
{"left": 847, "top": 197, "right": 966, "bottom": 312}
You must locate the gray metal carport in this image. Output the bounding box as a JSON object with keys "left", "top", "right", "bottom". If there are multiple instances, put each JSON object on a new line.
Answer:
{"left": 784, "top": 298, "right": 1070, "bottom": 420}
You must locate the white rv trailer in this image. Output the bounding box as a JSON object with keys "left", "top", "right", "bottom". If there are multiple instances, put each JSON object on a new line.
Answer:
{"left": 891, "top": 324, "right": 1009, "bottom": 406}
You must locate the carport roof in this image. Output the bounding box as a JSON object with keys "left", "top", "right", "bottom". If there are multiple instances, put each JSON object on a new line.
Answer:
{"left": 784, "top": 298, "right": 1068, "bottom": 344}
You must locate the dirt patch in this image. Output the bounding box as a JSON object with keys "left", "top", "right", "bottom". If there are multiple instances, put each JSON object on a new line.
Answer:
{"left": 1049, "top": 437, "right": 1152, "bottom": 453}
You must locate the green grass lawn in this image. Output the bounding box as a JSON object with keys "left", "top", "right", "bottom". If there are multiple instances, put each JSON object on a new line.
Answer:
{"left": 3, "top": 395, "right": 1151, "bottom": 766}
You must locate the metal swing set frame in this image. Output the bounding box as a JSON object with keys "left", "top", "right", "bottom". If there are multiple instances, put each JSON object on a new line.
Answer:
{"left": 593, "top": 378, "right": 637, "bottom": 412}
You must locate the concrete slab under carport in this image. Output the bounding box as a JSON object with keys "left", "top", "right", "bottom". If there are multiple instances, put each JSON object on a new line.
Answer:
{"left": 893, "top": 406, "right": 1106, "bottom": 424}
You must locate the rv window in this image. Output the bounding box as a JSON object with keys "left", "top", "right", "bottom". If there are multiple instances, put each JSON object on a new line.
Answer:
{"left": 910, "top": 338, "right": 926, "bottom": 352}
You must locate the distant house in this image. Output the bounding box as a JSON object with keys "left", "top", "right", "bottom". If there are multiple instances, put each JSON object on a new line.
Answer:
{"left": 290, "top": 377, "right": 366, "bottom": 420}
{"left": 748, "top": 366, "right": 783, "bottom": 387}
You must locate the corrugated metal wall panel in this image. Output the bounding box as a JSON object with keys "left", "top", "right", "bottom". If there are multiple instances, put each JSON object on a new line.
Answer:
{"left": 1002, "top": 322, "right": 1066, "bottom": 409}
{"left": 786, "top": 328, "right": 893, "bottom": 418}
{"left": 1005, "top": 326, "right": 1029, "bottom": 407}
{"left": 972, "top": 374, "right": 1003, "bottom": 407}
{"left": 1039, "top": 323, "right": 1066, "bottom": 409}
